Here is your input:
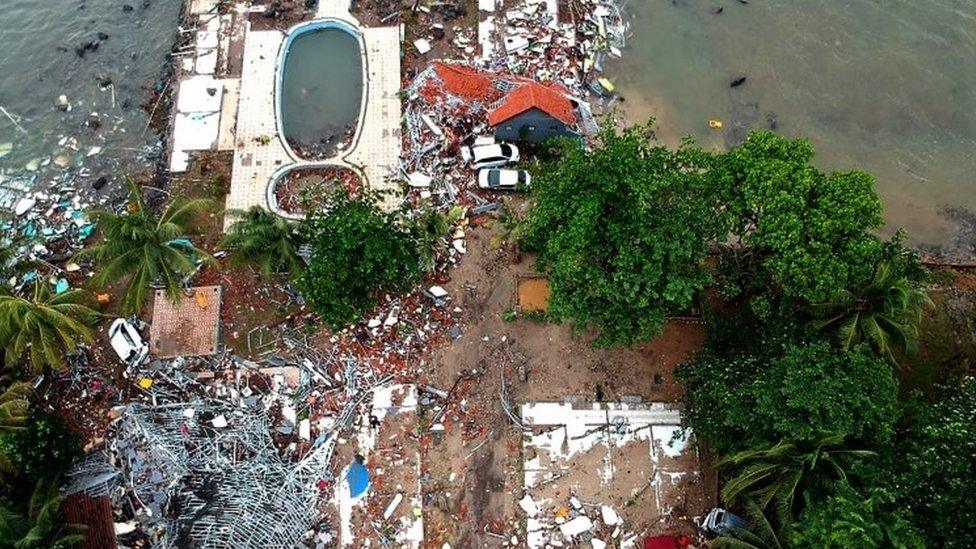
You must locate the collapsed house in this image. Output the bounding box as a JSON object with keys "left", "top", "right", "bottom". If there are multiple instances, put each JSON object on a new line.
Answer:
{"left": 113, "top": 401, "right": 334, "bottom": 547}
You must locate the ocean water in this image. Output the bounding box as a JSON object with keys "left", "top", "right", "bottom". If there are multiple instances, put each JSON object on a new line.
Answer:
{"left": 607, "top": 0, "right": 976, "bottom": 257}
{"left": 0, "top": 0, "right": 182, "bottom": 193}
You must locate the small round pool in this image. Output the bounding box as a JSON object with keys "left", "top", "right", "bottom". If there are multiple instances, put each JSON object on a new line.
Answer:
{"left": 279, "top": 21, "right": 364, "bottom": 160}
{"left": 268, "top": 164, "right": 363, "bottom": 219}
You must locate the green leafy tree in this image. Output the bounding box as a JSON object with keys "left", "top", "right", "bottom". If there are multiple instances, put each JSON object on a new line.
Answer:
{"left": 78, "top": 178, "right": 215, "bottom": 315}
{"left": 896, "top": 377, "right": 976, "bottom": 548}
{"left": 812, "top": 260, "right": 932, "bottom": 363}
{"left": 0, "top": 477, "right": 86, "bottom": 548}
{"left": 0, "top": 283, "right": 100, "bottom": 372}
{"left": 0, "top": 411, "right": 81, "bottom": 481}
{"left": 792, "top": 481, "right": 924, "bottom": 549}
{"left": 297, "top": 190, "right": 421, "bottom": 330}
{"left": 0, "top": 382, "right": 31, "bottom": 476}
{"left": 521, "top": 122, "right": 727, "bottom": 346}
{"left": 220, "top": 206, "right": 303, "bottom": 279}
{"left": 711, "top": 497, "right": 792, "bottom": 549}
{"left": 719, "top": 433, "right": 874, "bottom": 518}
{"left": 714, "top": 131, "right": 886, "bottom": 305}
{"left": 679, "top": 339, "right": 899, "bottom": 452}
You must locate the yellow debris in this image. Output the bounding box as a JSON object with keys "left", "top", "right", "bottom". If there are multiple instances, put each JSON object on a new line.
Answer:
{"left": 138, "top": 378, "right": 153, "bottom": 390}
{"left": 708, "top": 119, "right": 723, "bottom": 129}
{"left": 196, "top": 291, "right": 209, "bottom": 309}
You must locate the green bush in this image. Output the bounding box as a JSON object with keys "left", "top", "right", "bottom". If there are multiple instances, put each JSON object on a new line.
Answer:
{"left": 296, "top": 190, "right": 421, "bottom": 330}
{"left": 0, "top": 411, "right": 81, "bottom": 482}
{"left": 679, "top": 338, "right": 899, "bottom": 453}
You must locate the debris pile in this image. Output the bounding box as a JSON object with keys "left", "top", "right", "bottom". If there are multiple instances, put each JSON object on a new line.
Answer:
{"left": 479, "top": 0, "right": 627, "bottom": 97}
{"left": 519, "top": 401, "right": 706, "bottom": 547}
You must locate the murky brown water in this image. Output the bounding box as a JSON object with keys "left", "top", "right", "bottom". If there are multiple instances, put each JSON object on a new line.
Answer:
{"left": 607, "top": 0, "right": 976, "bottom": 257}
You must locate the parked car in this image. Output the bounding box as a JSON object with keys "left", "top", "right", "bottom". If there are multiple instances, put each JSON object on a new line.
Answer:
{"left": 460, "top": 142, "right": 519, "bottom": 169}
{"left": 108, "top": 318, "right": 149, "bottom": 367}
{"left": 702, "top": 507, "right": 749, "bottom": 537}
{"left": 478, "top": 168, "right": 531, "bottom": 190}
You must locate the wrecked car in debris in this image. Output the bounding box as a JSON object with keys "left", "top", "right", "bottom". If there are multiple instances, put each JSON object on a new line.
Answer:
{"left": 702, "top": 507, "right": 750, "bottom": 537}
{"left": 460, "top": 142, "right": 520, "bottom": 170}
{"left": 108, "top": 318, "right": 149, "bottom": 367}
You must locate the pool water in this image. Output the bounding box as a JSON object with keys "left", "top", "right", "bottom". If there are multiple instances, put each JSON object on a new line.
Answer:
{"left": 279, "top": 26, "right": 363, "bottom": 160}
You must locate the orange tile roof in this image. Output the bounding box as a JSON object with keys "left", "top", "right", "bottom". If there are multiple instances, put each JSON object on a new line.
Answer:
{"left": 487, "top": 82, "right": 576, "bottom": 127}
{"left": 433, "top": 61, "right": 504, "bottom": 104}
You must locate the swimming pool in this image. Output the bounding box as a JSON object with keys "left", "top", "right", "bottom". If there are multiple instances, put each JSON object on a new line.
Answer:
{"left": 278, "top": 19, "right": 364, "bottom": 160}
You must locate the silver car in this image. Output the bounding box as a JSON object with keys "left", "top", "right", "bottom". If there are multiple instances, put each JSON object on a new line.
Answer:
{"left": 478, "top": 168, "right": 531, "bottom": 190}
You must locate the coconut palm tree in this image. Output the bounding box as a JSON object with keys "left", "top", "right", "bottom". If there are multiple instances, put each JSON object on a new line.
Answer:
{"left": 219, "top": 206, "right": 303, "bottom": 279}
{"left": 0, "top": 283, "right": 100, "bottom": 373}
{"left": 0, "top": 381, "right": 32, "bottom": 476}
{"left": 0, "top": 382, "right": 30, "bottom": 432}
{"left": 0, "top": 477, "right": 86, "bottom": 548}
{"left": 718, "top": 433, "right": 874, "bottom": 519}
{"left": 0, "top": 236, "right": 33, "bottom": 296}
{"left": 710, "top": 498, "right": 792, "bottom": 549}
{"left": 811, "top": 261, "right": 932, "bottom": 363}
{"left": 77, "top": 178, "right": 216, "bottom": 315}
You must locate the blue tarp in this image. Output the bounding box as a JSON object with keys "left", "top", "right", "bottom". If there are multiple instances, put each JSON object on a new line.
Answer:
{"left": 347, "top": 460, "right": 370, "bottom": 498}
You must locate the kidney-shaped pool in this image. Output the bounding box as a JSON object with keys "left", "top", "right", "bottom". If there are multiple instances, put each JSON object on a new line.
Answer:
{"left": 278, "top": 20, "right": 364, "bottom": 160}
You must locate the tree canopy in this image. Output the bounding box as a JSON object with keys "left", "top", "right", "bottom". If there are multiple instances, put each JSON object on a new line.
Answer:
{"left": 679, "top": 338, "right": 899, "bottom": 452}
{"left": 895, "top": 377, "right": 976, "bottom": 548}
{"left": 811, "top": 259, "right": 932, "bottom": 363}
{"left": 296, "top": 190, "right": 421, "bottom": 330}
{"left": 718, "top": 433, "right": 874, "bottom": 520}
{"left": 0, "top": 284, "right": 100, "bottom": 373}
{"left": 521, "top": 122, "right": 727, "bottom": 346}
{"left": 713, "top": 131, "right": 886, "bottom": 305}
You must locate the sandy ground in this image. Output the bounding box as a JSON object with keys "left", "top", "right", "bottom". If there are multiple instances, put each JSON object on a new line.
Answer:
{"left": 417, "top": 221, "right": 712, "bottom": 546}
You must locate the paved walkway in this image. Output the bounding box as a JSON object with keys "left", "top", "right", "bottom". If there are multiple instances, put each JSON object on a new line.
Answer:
{"left": 223, "top": 2, "right": 402, "bottom": 229}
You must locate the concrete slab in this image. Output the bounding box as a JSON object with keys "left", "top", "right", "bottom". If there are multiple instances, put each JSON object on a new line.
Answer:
{"left": 176, "top": 75, "right": 223, "bottom": 112}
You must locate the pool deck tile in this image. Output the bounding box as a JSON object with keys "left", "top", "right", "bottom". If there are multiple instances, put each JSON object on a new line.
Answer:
{"left": 224, "top": 29, "right": 291, "bottom": 228}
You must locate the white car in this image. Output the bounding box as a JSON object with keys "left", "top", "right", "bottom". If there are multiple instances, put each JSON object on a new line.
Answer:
{"left": 460, "top": 142, "right": 520, "bottom": 170}
{"left": 108, "top": 318, "right": 149, "bottom": 367}
{"left": 478, "top": 168, "right": 531, "bottom": 190}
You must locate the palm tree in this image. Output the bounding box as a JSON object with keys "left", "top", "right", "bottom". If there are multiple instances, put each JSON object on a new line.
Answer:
{"left": 0, "top": 478, "right": 86, "bottom": 548}
{"left": 0, "top": 236, "right": 33, "bottom": 296}
{"left": 718, "top": 433, "right": 874, "bottom": 519}
{"left": 711, "top": 498, "right": 792, "bottom": 549}
{"left": 811, "top": 261, "right": 932, "bottom": 363}
{"left": 0, "top": 381, "right": 31, "bottom": 476}
{"left": 0, "top": 382, "right": 30, "bottom": 432}
{"left": 409, "top": 205, "right": 464, "bottom": 271}
{"left": 0, "top": 283, "right": 100, "bottom": 372}
{"left": 220, "top": 206, "right": 302, "bottom": 278}
{"left": 77, "top": 178, "right": 215, "bottom": 315}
